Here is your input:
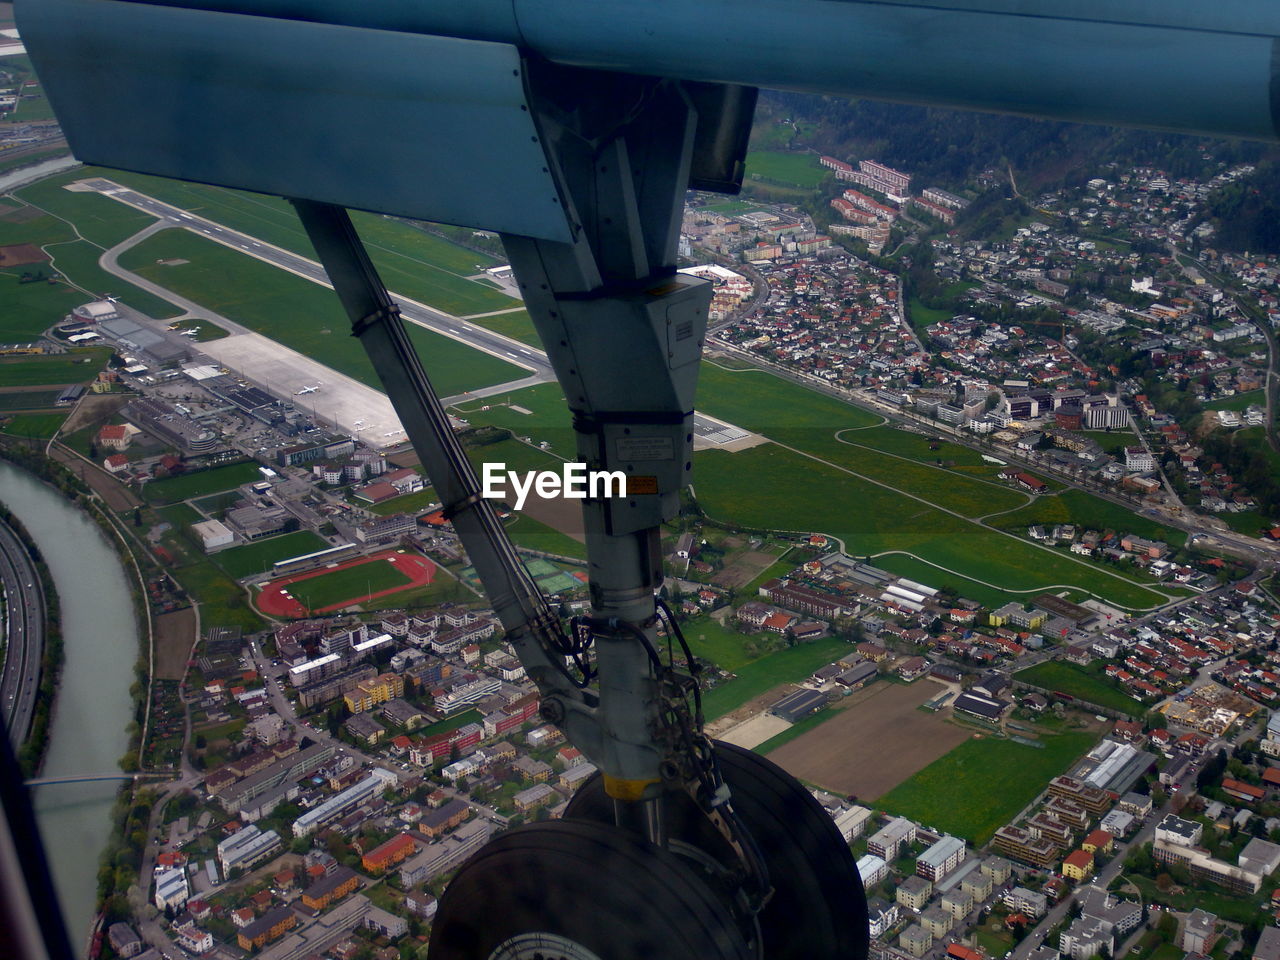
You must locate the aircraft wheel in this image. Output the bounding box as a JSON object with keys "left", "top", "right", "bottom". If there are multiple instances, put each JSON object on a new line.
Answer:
{"left": 427, "top": 819, "right": 753, "bottom": 960}
{"left": 563, "top": 740, "right": 868, "bottom": 960}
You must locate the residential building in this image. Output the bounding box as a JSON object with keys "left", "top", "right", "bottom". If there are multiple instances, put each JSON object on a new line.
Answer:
{"left": 921, "top": 906, "right": 952, "bottom": 939}
{"left": 107, "top": 923, "right": 143, "bottom": 958}
{"left": 293, "top": 769, "right": 397, "bottom": 836}
{"left": 1059, "top": 916, "right": 1113, "bottom": 960}
{"left": 1182, "top": 909, "right": 1218, "bottom": 954}
{"left": 1155, "top": 814, "right": 1203, "bottom": 847}
{"left": 992, "top": 825, "right": 1058, "bottom": 868}
{"left": 1002, "top": 886, "right": 1047, "bottom": 918}
{"left": 361, "top": 833, "right": 418, "bottom": 874}
{"left": 236, "top": 906, "right": 296, "bottom": 951}
{"left": 858, "top": 854, "right": 889, "bottom": 889}
{"left": 344, "top": 672, "right": 405, "bottom": 713}
{"left": 899, "top": 924, "right": 933, "bottom": 958}
{"left": 513, "top": 783, "right": 558, "bottom": 812}
{"left": 364, "top": 904, "right": 409, "bottom": 939}
{"left": 867, "top": 898, "right": 900, "bottom": 939}
{"left": 400, "top": 820, "right": 493, "bottom": 887}
{"left": 153, "top": 868, "right": 189, "bottom": 910}
{"left": 217, "top": 825, "right": 282, "bottom": 876}
{"left": 917, "top": 835, "right": 966, "bottom": 881}
{"left": 301, "top": 865, "right": 360, "bottom": 910}
{"left": 940, "top": 888, "right": 973, "bottom": 922}
{"left": 1254, "top": 927, "right": 1280, "bottom": 960}
{"left": 1062, "top": 849, "right": 1094, "bottom": 881}
{"left": 896, "top": 875, "right": 933, "bottom": 911}
{"left": 868, "top": 817, "right": 918, "bottom": 861}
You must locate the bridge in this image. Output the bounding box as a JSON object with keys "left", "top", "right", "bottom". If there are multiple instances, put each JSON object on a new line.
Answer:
{"left": 25, "top": 771, "right": 175, "bottom": 787}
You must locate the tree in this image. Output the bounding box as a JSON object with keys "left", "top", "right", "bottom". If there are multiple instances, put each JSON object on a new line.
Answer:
{"left": 1144, "top": 711, "right": 1167, "bottom": 730}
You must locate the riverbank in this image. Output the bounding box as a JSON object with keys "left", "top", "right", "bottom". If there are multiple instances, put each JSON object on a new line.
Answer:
{"left": 0, "top": 445, "right": 160, "bottom": 947}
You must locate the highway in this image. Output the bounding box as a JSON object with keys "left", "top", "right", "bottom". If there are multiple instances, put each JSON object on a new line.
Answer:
{"left": 0, "top": 518, "right": 45, "bottom": 751}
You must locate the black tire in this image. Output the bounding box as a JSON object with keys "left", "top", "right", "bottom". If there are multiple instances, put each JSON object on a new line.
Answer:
{"left": 563, "top": 741, "right": 869, "bottom": 960}
{"left": 427, "top": 819, "right": 753, "bottom": 960}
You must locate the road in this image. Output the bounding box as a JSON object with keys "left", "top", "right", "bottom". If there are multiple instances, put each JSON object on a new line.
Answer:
{"left": 0, "top": 518, "right": 45, "bottom": 750}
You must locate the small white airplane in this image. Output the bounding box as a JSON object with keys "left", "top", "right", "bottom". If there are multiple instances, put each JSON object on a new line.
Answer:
{"left": 295, "top": 384, "right": 320, "bottom": 395}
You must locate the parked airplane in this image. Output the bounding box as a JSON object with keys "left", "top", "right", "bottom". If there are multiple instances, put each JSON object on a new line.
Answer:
{"left": 295, "top": 384, "right": 320, "bottom": 395}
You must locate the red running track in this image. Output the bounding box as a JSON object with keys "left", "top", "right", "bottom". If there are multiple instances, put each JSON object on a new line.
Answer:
{"left": 255, "top": 550, "right": 436, "bottom": 618}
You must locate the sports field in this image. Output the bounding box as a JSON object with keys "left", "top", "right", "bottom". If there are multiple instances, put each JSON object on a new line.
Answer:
{"left": 118, "top": 229, "right": 524, "bottom": 397}
{"left": 258, "top": 551, "right": 436, "bottom": 616}
{"left": 877, "top": 729, "right": 1098, "bottom": 843}
{"left": 213, "top": 531, "right": 329, "bottom": 580}
{"left": 767, "top": 680, "right": 971, "bottom": 799}
{"left": 1014, "top": 661, "right": 1143, "bottom": 716}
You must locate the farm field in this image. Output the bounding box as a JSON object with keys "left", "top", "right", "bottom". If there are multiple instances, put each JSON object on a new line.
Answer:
{"left": 142, "top": 461, "right": 263, "bottom": 504}
{"left": 693, "top": 442, "right": 1173, "bottom": 610}
{"left": 1014, "top": 661, "right": 1143, "bottom": 716}
{"left": 118, "top": 229, "right": 523, "bottom": 396}
{"left": 0, "top": 390, "right": 62, "bottom": 412}
{"left": 702, "top": 636, "right": 852, "bottom": 720}
{"left": 0, "top": 412, "right": 67, "bottom": 438}
{"left": 767, "top": 680, "right": 971, "bottom": 798}
{"left": 0, "top": 348, "right": 111, "bottom": 387}
{"left": 89, "top": 167, "right": 516, "bottom": 316}
{"left": 743, "top": 150, "right": 827, "bottom": 188}
{"left": 877, "top": 729, "right": 1098, "bottom": 843}
{"left": 213, "top": 531, "right": 330, "bottom": 580}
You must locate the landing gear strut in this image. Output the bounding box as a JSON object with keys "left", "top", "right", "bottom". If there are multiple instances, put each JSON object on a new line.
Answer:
{"left": 293, "top": 58, "right": 865, "bottom": 960}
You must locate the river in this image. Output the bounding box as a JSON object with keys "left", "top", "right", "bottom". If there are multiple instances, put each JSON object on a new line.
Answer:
{"left": 0, "top": 461, "right": 138, "bottom": 949}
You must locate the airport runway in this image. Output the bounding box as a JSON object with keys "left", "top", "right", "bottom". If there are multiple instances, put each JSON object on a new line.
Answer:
{"left": 85, "top": 178, "right": 755, "bottom": 446}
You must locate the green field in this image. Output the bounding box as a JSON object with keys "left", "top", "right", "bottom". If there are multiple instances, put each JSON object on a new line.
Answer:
{"left": 418, "top": 709, "right": 485, "bottom": 739}
{"left": 0, "top": 390, "right": 61, "bottom": 412}
{"left": 286, "top": 559, "right": 412, "bottom": 611}
{"left": 502, "top": 513, "right": 587, "bottom": 562}
{"left": 990, "top": 488, "right": 1184, "bottom": 547}
{"left": 871, "top": 553, "right": 1020, "bottom": 609}
{"left": 679, "top": 616, "right": 781, "bottom": 672}
{"left": 213, "top": 531, "right": 329, "bottom": 579}
{"left": 170, "top": 557, "right": 266, "bottom": 633}
{"left": 1204, "top": 390, "right": 1264, "bottom": 412}
{"left": 452, "top": 383, "right": 574, "bottom": 456}
{"left": 743, "top": 150, "right": 828, "bottom": 188}
{"left": 694, "top": 442, "right": 1171, "bottom": 610}
{"left": 907, "top": 296, "right": 953, "bottom": 333}
{"left": 0, "top": 412, "right": 67, "bottom": 438}
{"left": 118, "top": 229, "right": 524, "bottom": 396}
{"left": 7, "top": 173, "right": 185, "bottom": 318}
{"left": 466, "top": 309, "right": 541, "bottom": 346}
{"left": 1014, "top": 661, "right": 1143, "bottom": 716}
{"left": 365, "top": 488, "right": 438, "bottom": 517}
{"left": 85, "top": 166, "right": 516, "bottom": 316}
{"left": 702, "top": 636, "right": 852, "bottom": 720}
{"left": 0, "top": 348, "right": 110, "bottom": 386}
{"left": 168, "top": 319, "right": 229, "bottom": 342}
{"left": 877, "top": 730, "right": 1097, "bottom": 843}
{"left": 142, "top": 461, "right": 263, "bottom": 504}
